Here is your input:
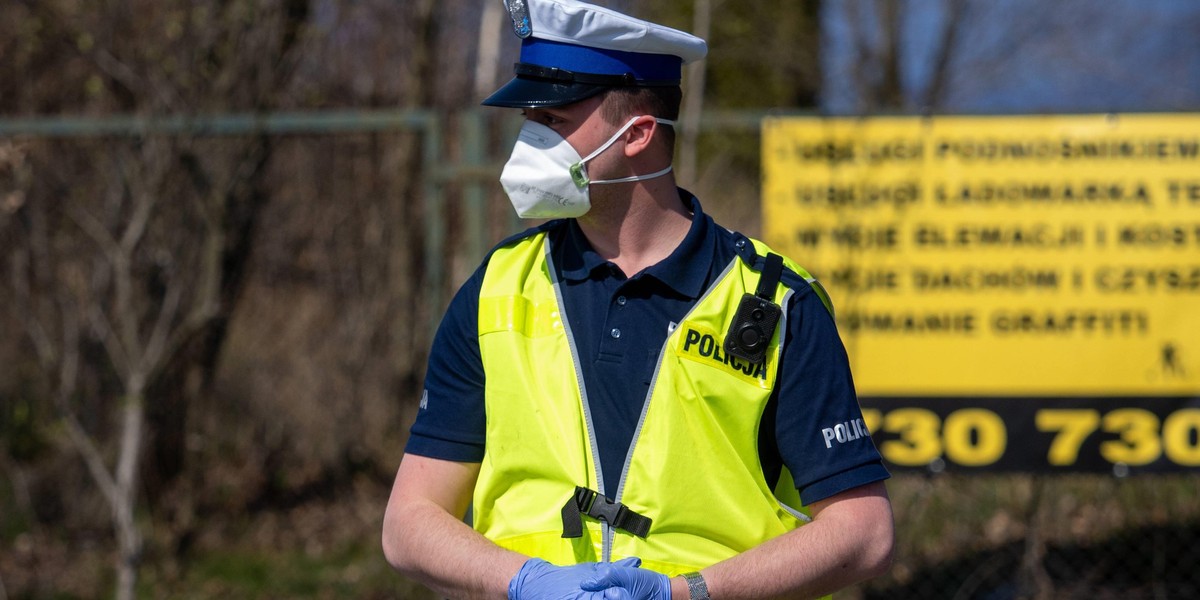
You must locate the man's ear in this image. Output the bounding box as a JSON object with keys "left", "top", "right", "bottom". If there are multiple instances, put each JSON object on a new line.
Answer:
{"left": 622, "top": 115, "right": 660, "bottom": 158}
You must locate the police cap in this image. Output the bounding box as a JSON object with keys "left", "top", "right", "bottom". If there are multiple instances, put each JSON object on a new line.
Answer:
{"left": 483, "top": 0, "right": 708, "bottom": 108}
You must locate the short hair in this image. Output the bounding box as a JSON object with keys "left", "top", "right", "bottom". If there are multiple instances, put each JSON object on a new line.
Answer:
{"left": 600, "top": 86, "right": 682, "bottom": 154}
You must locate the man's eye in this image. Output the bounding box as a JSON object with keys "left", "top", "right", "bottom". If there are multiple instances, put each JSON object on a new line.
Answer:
{"left": 520, "top": 111, "right": 559, "bottom": 126}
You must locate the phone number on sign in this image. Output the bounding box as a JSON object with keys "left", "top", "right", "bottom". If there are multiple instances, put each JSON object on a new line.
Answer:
{"left": 859, "top": 400, "right": 1200, "bottom": 472}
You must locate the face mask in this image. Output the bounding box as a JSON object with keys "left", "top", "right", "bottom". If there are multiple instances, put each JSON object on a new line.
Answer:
{"left": 499, "top": 115, "right": 676, "bottom": 219}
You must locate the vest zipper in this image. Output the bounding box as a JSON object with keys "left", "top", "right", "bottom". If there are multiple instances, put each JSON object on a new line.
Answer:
{"left": 544, "top": 240, "right": 613, "bottom": 554}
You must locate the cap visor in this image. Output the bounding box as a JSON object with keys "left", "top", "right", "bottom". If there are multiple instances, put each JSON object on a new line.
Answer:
{"left": 481, "top": 76, "right": 609, "bottom": 108}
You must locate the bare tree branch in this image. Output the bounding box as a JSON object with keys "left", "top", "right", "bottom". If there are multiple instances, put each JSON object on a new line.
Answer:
{"left": 8, "top": 250, "right": 57, "bottom": 367}
{"left": 679, "top": 0, "right": 710, "bottom": 187}
{"left": 53, "top": 307, "right": 121, "bottom": 508}
{"left": 876, "top": 0, "right": 904, "bottom": 109}
{"left": 86, "top": 302, "right": 132, "bottom": 382}
{"left": 473, "top": 0, "right": 504, "bottom": 100}
{"left": 67, "top": 204, "right": 121, "bottom": 260}
{"left": 845, "top": 0, "right": 875, "bottom": 113}
{"left": 921, "top": 0, "right": 966, "bottom": 112}
{"left": 142, "top": 277, "right": 184, "bottom": 373}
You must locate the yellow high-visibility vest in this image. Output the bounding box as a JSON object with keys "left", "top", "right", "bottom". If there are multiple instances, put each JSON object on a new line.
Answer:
{"left": 474, "top": 230, "right": 816, "bottom": 576}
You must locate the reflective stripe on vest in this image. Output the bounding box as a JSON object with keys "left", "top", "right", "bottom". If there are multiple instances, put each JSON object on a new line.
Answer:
{"left": 474, "top": 232, "right": 812, "bottom": 576}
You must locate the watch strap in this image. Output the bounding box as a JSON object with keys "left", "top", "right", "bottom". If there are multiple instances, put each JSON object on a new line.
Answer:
{"left": 682, "top": 571, "right": 711, "bottom": 600}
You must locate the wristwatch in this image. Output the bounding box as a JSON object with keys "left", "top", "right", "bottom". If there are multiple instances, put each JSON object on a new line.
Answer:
{"left": 682, "top": 571, "right": 711, "bottom": 600}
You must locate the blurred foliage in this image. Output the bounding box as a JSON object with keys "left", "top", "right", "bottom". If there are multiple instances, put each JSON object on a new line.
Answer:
{"left": 636, "top": 1, "right": 821, "bottom": 239}
{"left": 639, "top": 0, "right": 822, "bottom": 109}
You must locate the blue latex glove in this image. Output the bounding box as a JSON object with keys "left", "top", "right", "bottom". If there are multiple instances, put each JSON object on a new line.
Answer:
{"left": 509, "top": 557, "right": 634, "bottom": 600}
{"left": 579, "top": 557, "right": 671, "bottom": 600}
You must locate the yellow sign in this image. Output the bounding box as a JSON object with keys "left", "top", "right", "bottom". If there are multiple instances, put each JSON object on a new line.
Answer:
{"left": 762, "top": 114, "right": 1200, "bottom": 397}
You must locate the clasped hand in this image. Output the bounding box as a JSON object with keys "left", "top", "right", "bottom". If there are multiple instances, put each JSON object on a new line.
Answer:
{"left": 509, "top": 557, "right": 671, "bottom": 600}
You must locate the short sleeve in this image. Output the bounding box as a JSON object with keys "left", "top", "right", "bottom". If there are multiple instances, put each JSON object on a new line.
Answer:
{"left": 404, "top": 268, "right": 488, "bottom": 462}
{"left": 774, "top": 287, "right": 890, "bottom": 505}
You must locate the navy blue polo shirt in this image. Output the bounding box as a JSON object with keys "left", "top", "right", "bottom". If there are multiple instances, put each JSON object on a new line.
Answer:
{"left": 406, "top": 192, "right": 888, "bottom": 505}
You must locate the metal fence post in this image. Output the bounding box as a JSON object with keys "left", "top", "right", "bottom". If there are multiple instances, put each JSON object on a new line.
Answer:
{"left": 461, "top": 110, "right": 488, "bottom": 265}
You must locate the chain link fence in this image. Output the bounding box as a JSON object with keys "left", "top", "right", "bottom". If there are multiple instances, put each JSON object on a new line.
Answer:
{"left": 853, "top": 473, "right": 1200, "bottom": 599}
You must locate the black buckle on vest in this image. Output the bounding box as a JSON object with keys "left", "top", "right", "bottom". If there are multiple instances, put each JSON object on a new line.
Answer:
{"left": 561, "top": 486, "right": 652, "bottom": 539}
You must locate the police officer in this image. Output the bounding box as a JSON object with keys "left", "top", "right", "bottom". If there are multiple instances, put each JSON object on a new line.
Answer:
{"left": 382, "top": 1, "right": 894, "bottom": 598}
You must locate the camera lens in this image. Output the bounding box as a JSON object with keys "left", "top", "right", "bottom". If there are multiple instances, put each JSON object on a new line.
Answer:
{"left": 738, "top": 324, "right": 763, "bottom": 349}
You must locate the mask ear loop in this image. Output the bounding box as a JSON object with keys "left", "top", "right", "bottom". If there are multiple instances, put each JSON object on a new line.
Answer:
{"left": 590, "top": 164, "right": 674, "bottom": 185}
{"left": 570, "top": 116, "right": 676, "bottom": 186}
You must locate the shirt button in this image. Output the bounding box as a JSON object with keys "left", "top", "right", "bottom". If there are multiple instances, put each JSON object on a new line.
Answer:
{"left": 610, "top": 328, "right": 621, "bottom": 339}
{"left": 617, "top": 296, "right": 627, "bottom": 306}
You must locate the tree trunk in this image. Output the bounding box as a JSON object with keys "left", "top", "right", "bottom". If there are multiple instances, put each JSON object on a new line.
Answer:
{"left": 113, "top": 389, "right": 146, "bottom": 600}
{"left": 678, "top": 0, "right": 711, "bottom": 188}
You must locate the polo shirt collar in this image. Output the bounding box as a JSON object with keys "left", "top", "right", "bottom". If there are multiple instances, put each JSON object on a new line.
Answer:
{"left": 556, "top": 221, "right": 605, "bottom": 282}
{"left": 556, "top": 190, "right": 713, "bottom": 300}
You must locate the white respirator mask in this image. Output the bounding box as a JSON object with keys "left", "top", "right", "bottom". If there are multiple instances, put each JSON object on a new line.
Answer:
{"left": 499, "top": 116, "right": 676, "bottom": 219}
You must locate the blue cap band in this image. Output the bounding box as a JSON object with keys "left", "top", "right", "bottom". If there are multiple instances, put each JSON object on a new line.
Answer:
{"left": 519, "top": 38, "right": 683, "bottom": 83}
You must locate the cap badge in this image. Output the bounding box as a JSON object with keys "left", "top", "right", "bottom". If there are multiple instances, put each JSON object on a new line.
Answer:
{"left": 504, "top": 0, "right": 533, "bottom": 38}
